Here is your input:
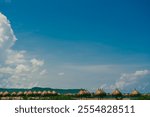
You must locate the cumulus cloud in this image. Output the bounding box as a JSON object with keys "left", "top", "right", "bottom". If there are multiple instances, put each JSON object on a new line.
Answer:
{"left": 110, "top": 70, "right": 150, "bottom": 90}
{"left": 0, "top": 12, "right": 45, "bottom": 88}
{"left": 0, "top": 13, "right": 16, "bottom": 49}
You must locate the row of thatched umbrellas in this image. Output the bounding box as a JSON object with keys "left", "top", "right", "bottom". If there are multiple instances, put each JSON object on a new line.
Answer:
{"left": 78, "top": 89, "right": 141, "bottom": 97}
{"left": 0, "top": 89, "right": 143, "bottom": 97}
{"left": 0, "top": 91, "right": 58, "bottom": 97}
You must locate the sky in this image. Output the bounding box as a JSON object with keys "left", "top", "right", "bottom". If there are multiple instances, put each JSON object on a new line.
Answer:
{"left": 0, "top": 0, "right": 150, "bottom": 92}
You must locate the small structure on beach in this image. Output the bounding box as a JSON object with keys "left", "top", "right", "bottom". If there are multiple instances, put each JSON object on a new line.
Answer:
{"left": 130, "top": 89, "right": 141, "bottom": 97}
{"left": 11, "top": 92, "right": 17, "bottom": 97}
{"left": 17, "top": 91, "right": 24, "bottom": 96}
{"left": 95, "top": 89, "right": 106, "bottom": 99}
{"left": 77, "top": 89, "right": 91, "bottom": 98}
{"left": 2, "top": 91, "right": 9, "bottom": 97}
{"left": 112, "top": 89, "right": 123, "bottom": 100}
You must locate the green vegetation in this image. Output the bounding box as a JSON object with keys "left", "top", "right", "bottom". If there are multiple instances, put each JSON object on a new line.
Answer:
{"left": 0, "top": 87, "right": 80, "bottom": 94}
{"left": 131, "top": 95, "right": 150, "bottom": 100}
{"left": 0, "top": 88, "right": 149, "bottom": 100}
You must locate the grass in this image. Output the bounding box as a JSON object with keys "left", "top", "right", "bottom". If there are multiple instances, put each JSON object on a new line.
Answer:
{"left": 131, "top": 96, "right": 150, "bottom": 100}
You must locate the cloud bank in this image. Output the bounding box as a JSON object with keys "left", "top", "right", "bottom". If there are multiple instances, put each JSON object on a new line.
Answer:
{"left": 0, "top": 13, "right": 46, "bottom": 88}
{"left": 110, "top": 70, "right": 150, "bottom": 91}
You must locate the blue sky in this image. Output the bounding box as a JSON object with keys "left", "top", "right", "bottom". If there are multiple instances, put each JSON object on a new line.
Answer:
{"left": 0, "top": 0, "right": 150, "bottom": 92}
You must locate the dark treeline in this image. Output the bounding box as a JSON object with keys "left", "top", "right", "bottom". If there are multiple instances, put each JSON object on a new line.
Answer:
{"left": 0, "top": 87, "right": 80, "bottom": 94}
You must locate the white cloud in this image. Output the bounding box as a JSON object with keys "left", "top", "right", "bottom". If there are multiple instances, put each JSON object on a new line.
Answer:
{"left": 0, "top": 12, "right": 16, "bottom": 49}
{"left": 110, "top": 70, "right": 150, "bottom": 90}
{"left": 5, "top": 50, "right": 26, "bottom": 64}
{"left": 31, "top": 58, "right": 44, "bottom": 67}
{"left": 0, "top": 12, "right": 45, "bottom": 88}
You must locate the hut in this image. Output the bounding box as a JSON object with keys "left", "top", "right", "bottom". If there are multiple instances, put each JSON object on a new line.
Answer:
{"left": 11, "top": 92, "right": 17, "bottom": 97}
{"left": 26, "top": 91, "right": 33, "bottom": 96}
{"left": 33, "top": 91, "right": 37, "bottom": 95}
{"left": 37, "top": 91, "right": 42, "bottom": 96}
{"left": 130, "top": 89, "right": 141, "bottom": 97}
{"left": 41, "top": 91, "right": 48, "bottom": 96}
{"left": 0, "top": 92, "right": 3, "bottom": 97}
{"left": 47, "top": 91, "right": 53, "bottom": 96}
{"left": 95, "top": 89, "right": 106, "bottom": 99}
{"left": 51, "top": 91, "right": 58, "bottom": 96}
{"left": 2, "top": 91, "right": 10, "bottom": 97}
{"left": 17, "top": 91, "right": 24, "bottom": 96}
{"left": 24, "top": 91, "right": 27, "bottom": 95}
{"left": 112, "top": 89, "right": 123, "bottom": 100}
{"left": 77, "top": 89, "right": 91, "bottom": 98}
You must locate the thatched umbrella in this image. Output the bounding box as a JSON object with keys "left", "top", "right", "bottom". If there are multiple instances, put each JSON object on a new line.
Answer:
{"left": 95, "top": 89, "right": 106, "bottom": 99}
{"left": 112, "top": 89, "right": 123, "bottom": 100}
{"left": 37, "top": 91, "right": 42, "bottom": 96}
{"left": 33, "top": 91, "right": 38, "bottom": 96}
{"left": 47, "top": 91, "right": 51, "bottom": 95}
{"left": 51, "top": 91, "right": 58, "bottom": 96}
{"left": 130, "top": 89, "right": 141, "bottom": 97}
{"left": 11, "top": 92, "right": 17, "bottom": 97}
{"left": 0, "top": 92, "right": 3, "bottom": 97}
{"left": 24, "top": 91, "right": 27, "bottom": 95}
{"left": 26, "top": 91, "right": 33, "bottom": 96}
{"left": 77, "top": 89, "right": 91, "bottom": 99}
{"left": 2, "top": 91, "right": 10, "bottom": 97}
{"left": 41, "top": 91, "right": 48, "bottom": 97}
{"left": 17, "top": 91, "right": 24, "bottom": 97}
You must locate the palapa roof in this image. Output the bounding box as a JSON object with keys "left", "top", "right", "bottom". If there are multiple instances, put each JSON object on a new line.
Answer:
{"left": 24, "top": 91, "right": 27, "bottom": 95}
{"left": 26, "top": 91, "right": 32, "bottom": 95}
{"left": 17, "top": 91, "right": 23, "bottom": 96}
{"left": 52, "top": 91, "right": 57, "bottom": 95}
{"left": 95, "top": 89, "right": 106, "bottom": 96}
{"left": 11, "top": 92, "right": 17, "bottom": 96}
{"left": 2, "top": 91, "right": 9, "bottom": 96}
{"left": 41, "top": 91, "right": 48, "bottom": 96}
{"left": 112, "top": 89, "right": 122, "bottom": 96}
{"left": 33, "top": 91, "right": 37, "bottom": 95}
{"left": 47, "top": 91, "right": 52, "bottom": 95}
{"left": 130, "top": 89, "right": 140, "bottom": 96}
{"left": 0, "top": 92, "right": 3, "bottom": 96}
{"left": 78, "top": 89, "right": 90, "bottom": 95}
{"left": 37, "top": 91, "right": 42, "bottom": 94}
